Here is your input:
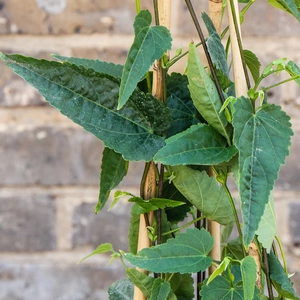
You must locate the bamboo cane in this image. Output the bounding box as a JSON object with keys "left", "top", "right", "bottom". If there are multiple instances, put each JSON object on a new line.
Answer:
{"left": 207, "top": 0, "right": 223, "bottom": 275}
{"left": 133, "top": 1, "right": 171, "bottom": 299}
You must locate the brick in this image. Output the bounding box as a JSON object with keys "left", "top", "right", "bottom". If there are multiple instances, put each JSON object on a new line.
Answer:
{"left": 0, "top": 112, "right": 104, "bottom": 186}
{"left": 0, "top": 253, "right": 126, "bottom": 300}
{"left": 72, "top": 200, "right": 132, "bottom": 251}
{"left": 0, "top": 192, "right": 56, "bottom": 251}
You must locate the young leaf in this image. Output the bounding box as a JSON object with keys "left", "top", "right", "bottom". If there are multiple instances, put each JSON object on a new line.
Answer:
{"left": 286, "top": 60, "right": 300, "bottom": 85}
{"left": 150, "top": 278, "right": 171, "bottom": 300}
{"left": 128, "top": 208, "right": 140, "bottom": 255}
{"left": 243, "top": 49, "right": 261, "bottom": 85}
{"left": 168, "top": 166, "right": 235, "bottom": 226}
{"left": 78, "top": 243, "right": 113, "bottom": 264}
{"left": 52, "top": 54, "right": 123, "bottom": 78}
{"left": 96, "top": 148, "right": 128, "bottom": 212}
{"left": 268, "top": 0, "right": 300, "bottom": 21}
{"left": 108, "top": 278, "right": 134, "bottom": 300}
{"left": 166, "top": 73, "right": 199, "bottom": 137}
{"left": 200, "top": 275, "right": 261, "bottom": 300}
{"left": 154, "top": 124, "right": 238, "bottom": 166}
{"left": 240, "top": 256, "right": 257, "bottom": 300}
{"left": 232, "top": 96, "right": 293, "bottom": 246}
{"left": 118, "top": 10, "right": 172, "bottom": 109}
{"left": 0, "top": 53, "right": 169, "bottom": 162}
{"left": 202, "top": 13, "right": 229, "bottom": 77}
{"left": 207, "top": 257, "right": 231, "bottom": 284}
{"left": 124, "top": 228, "right": 213, "bottom": 274}
{"left": 255, "top": 194, "right": 277, "bottom": 252}
{"left": 187, "top": 42, "right": 232, "bottom": 143}
{"left": 129, "top": 197, "right": 185, "bottom": 214}
{"left": 126, "top": 268, "right": 154, "bottom": 298}
{"left": 169, "top": 273, "right": 194, "bottom": 300}
{"left": 269, "top": 252, "right": 300, "bottom": 299}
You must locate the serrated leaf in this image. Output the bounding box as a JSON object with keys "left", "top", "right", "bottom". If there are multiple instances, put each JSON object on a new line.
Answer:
{"left": 151, "top": 278, "right": 171, "bottom": 300}
{"left": 268, "top": 0, "right": 300, "bottom": 21}
{"left": 108, "top": 278, "right": 134, "bottom": 300}
{"left": 286, "top": 60, "right": 300, "bottom": 85}
{"left": 126, "top": 268, "right": 154, "bottom": 298}
{"left": 200, "top": 275, "right": 261, "bottom": 300}
{"left": 128, "top": 208, "right": 140, "bottom": 255}
{"left": 187, "top": 42, "right": 232, "bottom": 143}
{"left": 154, "top": 124, "right": 238, "bottom": 166}
{"left": 240, "top": 256, "right": 257, "bottom": 300}
{"left": 118, "top": 10, "right": 172, "bottom": 109}
{"left": 129, "top": 197, "right": 185, "bottom": 214}
{"left": 232, "top": 96, "right": 293, "bottom": 246}
{"left": 269, "top": 252, "right": 300, "bottom": 299}
{"left": 166, "top": 73, "right": 199, "bottom": 137}
{"left": 96, "top": 148, "right": 128, "bottom": 212}
{"left": 0, "top": 53, "right": 169, "bottom": 162}
{"left": 124, "top": 228, "right": 213, "bottom": 274}
{"left": 169, "top": 273, "right": 194, "bottom": 300}
{"left": 168, "top": 166, "right": 235, "bottom": 226}
{"left": 243, "top": 49, "right": 261, "bottom": 85}
{"left": 202, "top": 13, "right": 229, "bottom": 77}
{"left": 255, "top": 193, "right": 277, "bottom": 252}
{"left": 78, "top": 243, "right": 113, "bottom": 264}
{"left": 52, "top": 54, "right": 123, "bottom": 78}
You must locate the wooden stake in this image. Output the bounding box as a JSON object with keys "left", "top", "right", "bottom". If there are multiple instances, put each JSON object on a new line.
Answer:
{"left": 207, "top": 1, "right": 223, "bottom": 275}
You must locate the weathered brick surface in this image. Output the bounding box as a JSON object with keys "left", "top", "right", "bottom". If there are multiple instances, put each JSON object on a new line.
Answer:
{"left": 0, "top": 192, "right": 56, "bottom": 251}
{"left": 0, "top": 253, "right": 125, "bottom": 300}
{"left": 0, "top": 0, "right": 299, "bottom": 298}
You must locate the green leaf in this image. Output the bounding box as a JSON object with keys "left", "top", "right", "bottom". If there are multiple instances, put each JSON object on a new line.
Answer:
{"left": 243, "top": 49, "right": 261, "bottom": 85}
{"left": 255, "top": 194, "right": 277, "bottom": 253}
{"left": 0, "top": 53, "right": 169, "bottom": 162}
{"left": 187, "top": 42, "right": 232, "bottom": 143}
{"left": 128, "top": 208, "right": 140, "bottom": 255}
{"left": 222, "top": 237, "right": 245, "bottom": 260}
{"left": 207, "top": 257, "right": 231, "bottom": 284}
{"left": 118, "top": 10, "right": 172, "bottom": 109}
{"left": 108, "top": 278, "right": 134, "bottom": 300}
{"left": 169, "top": 273, "right": 194, "bottom": 300}
{"left": 240, "top": 256, "right": 257, "bottom": 300}
{"left": 202, "top": 13, "right": 229, "bottom": 77}
{"left": 268, "top": 0, "right": 300, "bottom": 21}
{"left": 232, "top": 96, "right": 293, "bottom": 246}
{"left": 151, "top": 279, "right": 171, "bottom": 300}
{"left": 286, "top": 60, "right": 300, "bottom": 85}
{"left": 124, "top": 228, "right": 213, "bottom": 274}
{"left": 130, "top": 197, "right": 185, "bottom": 214}
{"left": 78, "top": 243, "right": 113, "bottom": 264}
{"left": 52, "top": 54, "right": 123, "bottom": 78}
{"left": 269, "top": 252, "right": 300, "bottom": 299}
{"left": 126, "top": 268, "right": 154, "bottom": 298}
{"left": 166, "top": 73, "right": 199, "bottom": 137}
{"left": 200, "top": 275, "right": 261, "bottom": 300}
{"left": 96, "top": 148, "right": 128, "bottom": 212}
{"left": 163, "top": 181, "right": 192, "bottom": 223}
{"left": 168, "top": 166, "right": 235, "bottom": 226}
{"left": 154, "top": 124, "right": 238, "bottom": 166}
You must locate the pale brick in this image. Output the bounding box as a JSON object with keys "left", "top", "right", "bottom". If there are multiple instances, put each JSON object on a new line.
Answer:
{"left": 0, "top": 193, "right": 56, "bottom": 251}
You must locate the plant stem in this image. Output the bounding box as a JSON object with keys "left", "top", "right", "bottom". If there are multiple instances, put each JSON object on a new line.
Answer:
{"left": 135, "top": 0, "right": 141, "bottom": 13}
{"left": 184, "top": 0, "right": 225, "bottom": 104}
{"left": 222, "top": 181, "right": 246, "bottom": 257}
{"left": 153, "top": 0, "right": 160, "bottom": 26}
{"left": 263, "top": 75, "right": 300, "bottom": 92}
{"left": 275, "top": 235, "right": 288, "bottom": 274}
{"left": 263, "top": 247, "right": 274, "bottom": 300}
{"left": 162, "top": 215, "right": 206, "bottom": 236}
{"left": 228, "top": 0, "right": 251, "bottom": 90}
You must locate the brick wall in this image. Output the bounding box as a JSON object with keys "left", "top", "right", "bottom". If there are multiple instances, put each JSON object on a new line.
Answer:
{"left": 0, "top": 1, "right": 300, "bottom": 299}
